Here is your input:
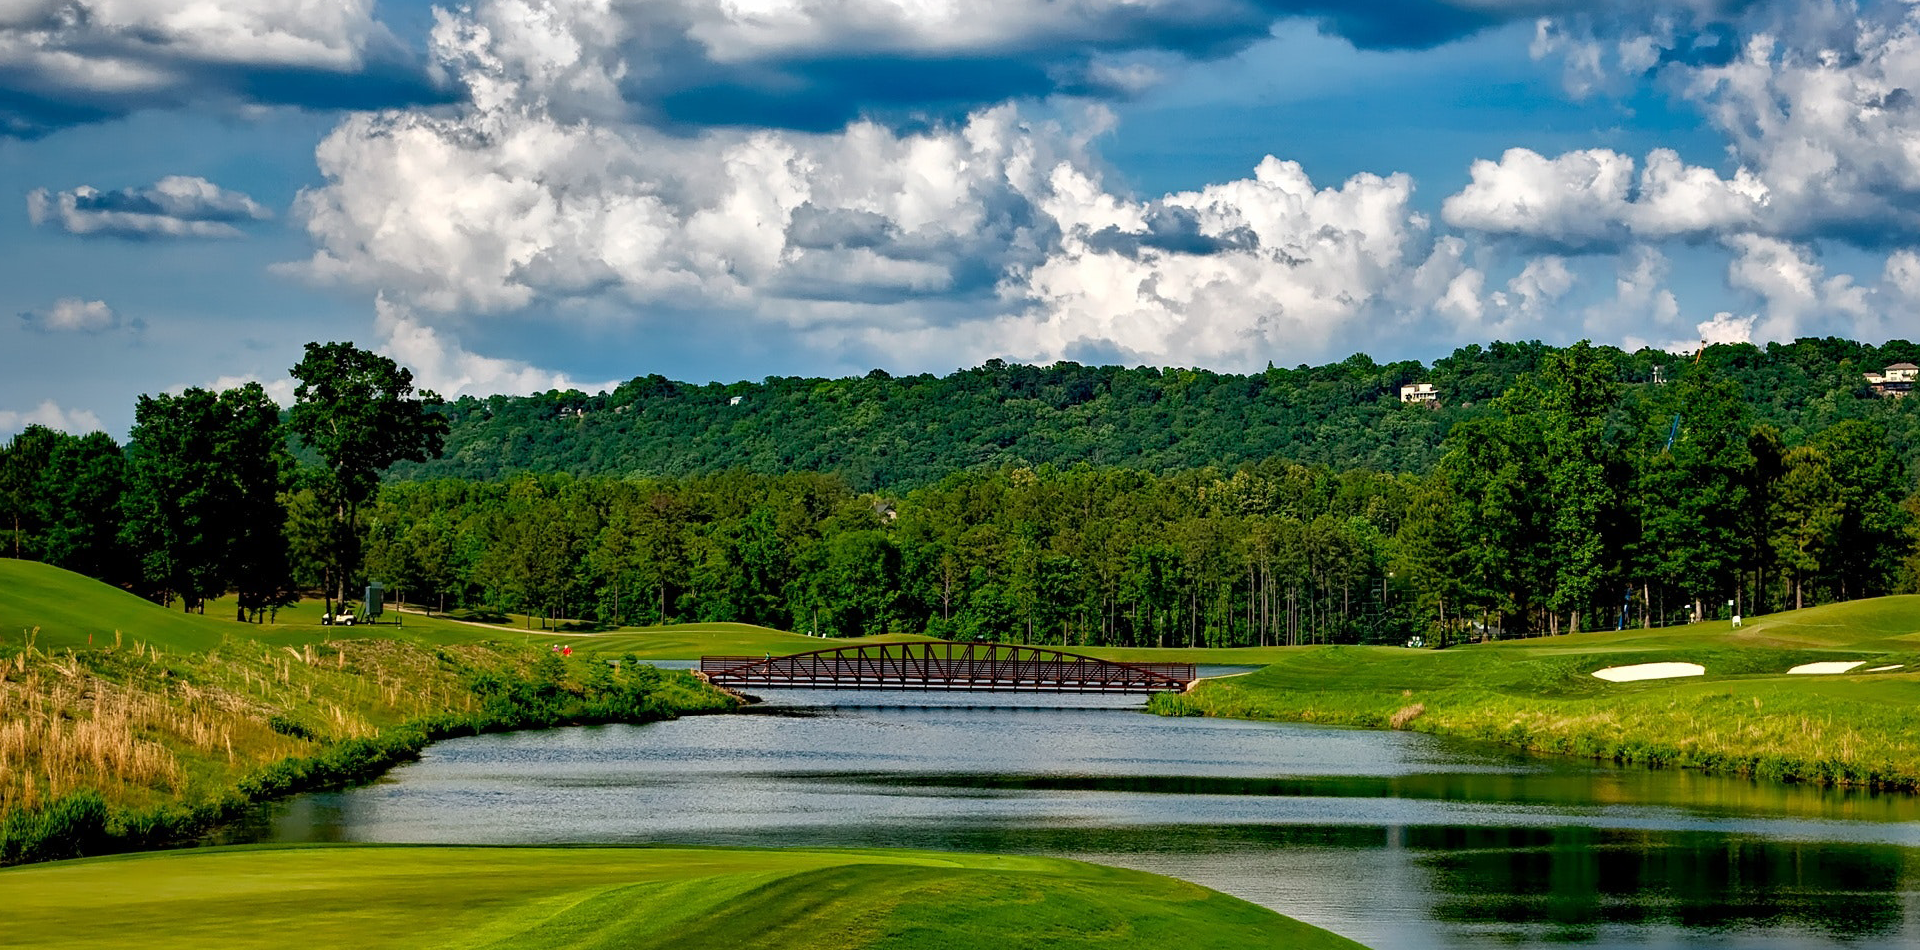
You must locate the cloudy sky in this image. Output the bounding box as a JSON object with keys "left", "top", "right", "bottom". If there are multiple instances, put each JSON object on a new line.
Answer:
{"left": 5, "top": 0, "right": 1920, "bottom": 437}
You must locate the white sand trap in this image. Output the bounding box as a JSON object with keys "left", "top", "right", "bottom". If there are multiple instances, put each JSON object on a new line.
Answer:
{"left": 1866, "top": 664, "right": 1904, "bottom": 673}
{"left": 1787, "top": 661, "right": 1867, "bottom": 675}
{"left": 1593, "top": 662, "right": 1705, "bottom": 682}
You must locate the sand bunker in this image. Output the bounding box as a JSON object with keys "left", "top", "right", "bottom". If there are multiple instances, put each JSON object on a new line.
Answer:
{"left": 1865, "top": 664, "right": 1905, "bottom": 673}
{"left": 1593, "top": 662, "right": 1705, "bottom": 682}
{"left": 1787, "top": 661, "right": 1867, "bottom": 675}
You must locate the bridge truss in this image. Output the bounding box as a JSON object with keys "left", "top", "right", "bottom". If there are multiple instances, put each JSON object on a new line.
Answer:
{"left": 700, "top": 641, "right": 1194, "bottom": 693}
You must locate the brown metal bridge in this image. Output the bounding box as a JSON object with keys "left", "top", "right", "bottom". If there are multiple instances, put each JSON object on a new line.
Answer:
{"left": 700, "top": 641, "right": 1194, "bottom": 693}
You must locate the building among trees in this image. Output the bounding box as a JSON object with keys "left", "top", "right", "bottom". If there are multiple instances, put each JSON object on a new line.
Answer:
{"left": 1399, "top": 382, "right": 1440, "bottom": 406}
{"left": 1865, "top": 362, "right": 1917, "bottom": 397}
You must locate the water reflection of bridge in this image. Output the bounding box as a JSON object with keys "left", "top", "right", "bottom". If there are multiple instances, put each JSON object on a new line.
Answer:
{"left": 700, "top": 641, "right": 1194, "bottom": 693}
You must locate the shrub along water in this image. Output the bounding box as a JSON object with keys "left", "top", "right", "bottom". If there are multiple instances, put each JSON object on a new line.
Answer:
{"left": 0, "top": 634, "right": 736, "bottom": 866}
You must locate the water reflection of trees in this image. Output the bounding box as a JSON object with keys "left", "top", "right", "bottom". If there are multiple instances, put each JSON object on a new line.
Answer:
{"left": 1420, "top": 827, "right": 1909, "bottom": 943}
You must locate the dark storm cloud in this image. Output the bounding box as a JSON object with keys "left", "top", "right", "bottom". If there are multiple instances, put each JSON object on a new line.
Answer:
{"left": 616, "top": 0, "right": 1595, "bottom": 130}
{"left": 1084, "top": 207, "right": 1263, "bottom": 258}
{"left": 0, "top": 19, "right": 457, "bottom": 138}
{"left": 786, "top": 206, "right": 898, "bottom": 250}
{"left": 29, "top": 176, "right": 271, "bottom": 239}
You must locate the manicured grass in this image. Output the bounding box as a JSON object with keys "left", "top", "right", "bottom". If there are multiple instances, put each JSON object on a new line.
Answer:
{"left": 0, "top": 560, "right": 937, "bottom": 657}
{"left": 1071, "top": 644, "right": 1308, "bottom": 665}
{"left": 0, "top": 559, "right": 1326, "bottom": 663}
{"left": 1154, "top": 598, "right": 1920, "bottom": 789}
{"left": 539, "top": 623, "right": 937, "bottom": 659}
{"left": 1, "top": 559, "right": 240, "bottom": 653}
{"left": 0, "top": 845, "right": 1365, "bottom": 950}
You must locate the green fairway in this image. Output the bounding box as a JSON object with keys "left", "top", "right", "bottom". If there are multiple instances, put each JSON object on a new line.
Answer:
{"left": 0, "top": 558, "right": 241, "bottom": 653}
{"left": 0, "top": 559, "right": 1353, "bottom": 664}
{"left": 0, "top": 845, "right": 1364, "bottom": 950}
{"left": 0, "top": 559, "right": 938, "bottom": 657}
{"left": 529, "top": 623, "right": 938, "bottom": 659}
{"left": 1155, "top": 597, "right": 1920, "bottom": 789}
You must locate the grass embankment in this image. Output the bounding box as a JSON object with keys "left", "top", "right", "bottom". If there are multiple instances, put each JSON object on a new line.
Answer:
{"left": 0, "top": 561, "right": 738, "bottom": 866}
{"left": 1152, "top": 597, "right": 1920, "bottom": 789}
{"left": 2, "top": 559, "right": 1304, "bottom": 664}
{"left": 0, "top": 845, "right": 1363, "bottom": 950}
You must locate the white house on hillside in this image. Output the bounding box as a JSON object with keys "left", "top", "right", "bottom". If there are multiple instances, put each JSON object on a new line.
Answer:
{"left": 1399, "top": 382, "right": 1440, "bottom": 406}
{"left": 1866, "top": 362, "right": 1916, "bottom": 397}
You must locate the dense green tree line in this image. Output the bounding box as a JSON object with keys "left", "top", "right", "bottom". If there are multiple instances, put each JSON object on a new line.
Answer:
{"left": 392, "top": 338, "right": 1920, "bottom": 491}
{"left": 356, "top": 344, "right": 1917, "bottom": 644}
{"left": 4, "top": 339, "right": 1917, "bottom": 644}
{"left": 1, "top": 343, "right": 441, "bottom": 621}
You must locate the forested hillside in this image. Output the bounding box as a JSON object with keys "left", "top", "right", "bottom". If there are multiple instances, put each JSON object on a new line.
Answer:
{"left": 394, "top": 338, "right": 1920, "bottom": 490}
{"left": 6, "top": 337, "right": 1920, "bottom": 649}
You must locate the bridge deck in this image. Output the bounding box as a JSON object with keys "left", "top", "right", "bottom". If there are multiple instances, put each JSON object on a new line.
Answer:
{"left": 701, "top": 643, "right": 1193, "bottom": 693}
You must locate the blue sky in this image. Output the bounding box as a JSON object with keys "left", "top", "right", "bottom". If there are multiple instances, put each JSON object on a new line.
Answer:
{"left": 4, "top": 1, "right": 1918, "bottom": 437}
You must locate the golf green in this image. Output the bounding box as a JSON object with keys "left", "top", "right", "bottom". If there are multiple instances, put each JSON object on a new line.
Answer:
{"left": 0, "top": 844, "right": 1366, "bottom": 950}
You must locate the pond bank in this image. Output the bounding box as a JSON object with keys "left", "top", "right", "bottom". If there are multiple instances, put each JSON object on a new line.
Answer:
{"left": 0, "top": 635, "right": 737, "bottom": 865}
{"left": 1149, "top": 644, "right": 1920, "bottom": 790}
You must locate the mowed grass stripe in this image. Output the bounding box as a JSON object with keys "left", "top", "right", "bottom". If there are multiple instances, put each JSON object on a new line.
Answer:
{"left": 0, "top": 845, "right": 1367, "bottom": 950}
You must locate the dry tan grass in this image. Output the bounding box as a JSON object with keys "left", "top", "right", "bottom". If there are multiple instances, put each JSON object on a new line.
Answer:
{"left": 0, "top": 635, "right": 528, "bottom": 819}
{"left": 1388, "top": 703, "right": 1426, "bottom": 729}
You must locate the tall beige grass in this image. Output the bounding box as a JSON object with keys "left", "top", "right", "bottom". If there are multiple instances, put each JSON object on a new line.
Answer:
{"left": 1, "top": 634, "right": 526, "bottom": 818}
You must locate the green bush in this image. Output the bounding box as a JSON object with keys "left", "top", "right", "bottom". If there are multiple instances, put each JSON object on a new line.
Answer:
{"left": 266, "top": 714, "right": 320, "bottom": 742}
{"left": 0, "top": 791, "right": 111, "bottom": 865}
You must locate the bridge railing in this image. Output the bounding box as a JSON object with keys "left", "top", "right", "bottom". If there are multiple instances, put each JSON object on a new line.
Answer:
{"left": 700, "top": 646, "right": 1194, "bottom": 693}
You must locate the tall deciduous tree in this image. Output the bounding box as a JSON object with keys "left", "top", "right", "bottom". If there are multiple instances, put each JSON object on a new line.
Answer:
{"left": 38, "top": 431, "right": 131, "bottom": 583}
{"left": 217, "top": 383, "right": 295, "bottom": 621}
{"left": 290, "top": 342, "right": 448, "bottom": 618}
{"left": 122, "top": 384, "right": 289, "bottom": 613}
{"left": 1, "top": 425, "right": 60, "bottom": 559}
{"left": 1540, "top": 342, "right": 1621, "bottom": 633}
{"left": 122, "top": 389, "right": 227, "bottom": 609}
{"left": 1771, "top": 444, "right": 1841, "bottom": 610}
{"left": 1808, "top": 420, "right": 1911, "bottom": 599}
{"left": 1638, "top": 371, "right": 1754, "bottom": 621}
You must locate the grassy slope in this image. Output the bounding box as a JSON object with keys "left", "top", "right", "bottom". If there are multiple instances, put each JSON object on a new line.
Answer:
{"left": 0, "top": 559, "right": 938, "bottom": 658}
{"left": 0, "top": 559, "right": 738, "bottom": 826}
{"left": 1, "top": 559, "right": 238, "bottom": 653}
{"left": 1, "top": 559, "right": 1308, "bottom": 663}
{"left": 1155, "top": 598, "right": 1920, "bottom": 788}
{"left": 0, "top": 845, "right": 1363, "bottom": 950}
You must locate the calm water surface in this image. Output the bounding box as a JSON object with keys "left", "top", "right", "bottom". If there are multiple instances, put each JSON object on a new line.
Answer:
{"left": 231, "top": 686, "right": 1920, "bottom": 949}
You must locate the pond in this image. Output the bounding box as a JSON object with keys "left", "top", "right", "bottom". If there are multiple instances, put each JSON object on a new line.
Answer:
{"left": 225, "top": 688, "right": 1920, "bottom": 949}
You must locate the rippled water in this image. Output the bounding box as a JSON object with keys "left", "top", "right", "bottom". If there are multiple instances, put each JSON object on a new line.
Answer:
{"left": 226, "top": 688, "right": 1920, "bottom": 949}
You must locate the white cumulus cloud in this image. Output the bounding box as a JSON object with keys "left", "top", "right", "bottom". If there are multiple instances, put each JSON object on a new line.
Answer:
{"left": 373, "top": 297, "right": 614, "bottom": 398}
{"left": 0, "top": 0, "right": 425, "bottom": 135}
{"left": 1012, "top": 157, "right": 1458, "bottom": 367}
{"left": 0, "top": 400, "right": 104, "bottom": 436}
{"left": 1442, "top": 147, "right": 1767, "bottom": 248}
{"left": 28, "top": 175, "right": 271, "bottom": 238}
{"left": 1724, "top": 233, "right": 1873, "bottom": 341}
{"left": 18, "top": 297, "right": 132, "bottom": 333}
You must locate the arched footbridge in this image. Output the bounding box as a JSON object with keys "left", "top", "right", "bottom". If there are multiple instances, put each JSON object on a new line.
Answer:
{"left": 700, "top": 641, "right": 1194, "bottom": 693}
